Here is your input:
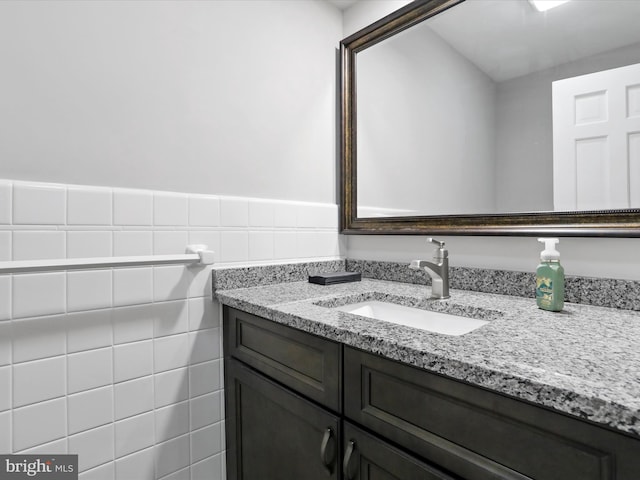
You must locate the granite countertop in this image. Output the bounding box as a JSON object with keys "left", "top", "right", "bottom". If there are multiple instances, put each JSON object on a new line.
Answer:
{"left": 215, "top": 276, "right": 640, "bottom": 438}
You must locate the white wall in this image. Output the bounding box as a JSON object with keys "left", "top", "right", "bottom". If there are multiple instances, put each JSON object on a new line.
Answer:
{"left": 0, "top": 0, "right": 341, "bottom": 203}
{"left": 347, "top": 235, "right": 640, "bottom": 281}
{"left": 342, "top": 0, "right": 411, "bottom": 37}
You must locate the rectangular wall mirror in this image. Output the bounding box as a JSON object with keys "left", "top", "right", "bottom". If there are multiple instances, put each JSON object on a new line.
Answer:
{"left": 340, "top": 0, "right": 640, "bottom": 236}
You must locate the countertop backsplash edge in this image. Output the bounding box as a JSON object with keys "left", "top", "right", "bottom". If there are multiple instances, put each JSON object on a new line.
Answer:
{"left": 345, "top": 259, "right": 640, "bottom": 312}
{"left": 212, "top": 258, "right": 640, "bottom": 311}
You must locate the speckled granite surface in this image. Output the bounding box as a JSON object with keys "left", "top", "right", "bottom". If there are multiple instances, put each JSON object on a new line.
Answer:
{"left": 346, "top": 259, "right": 640, "bottom": 311}
{"left": 212, "top": 259, "right": 344, "bottom": 290}
{"left": 214, "top": 275, "right": 640, "bottom": 438}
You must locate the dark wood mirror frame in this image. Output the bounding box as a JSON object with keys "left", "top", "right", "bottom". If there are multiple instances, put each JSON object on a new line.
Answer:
{"left": 339, "top": 0, "right": 640, "bottom": 237}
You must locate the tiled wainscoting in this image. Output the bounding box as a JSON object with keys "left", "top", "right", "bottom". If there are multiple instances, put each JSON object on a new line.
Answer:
{"left": 0, "top": 179, "right": 341, "bottom": 479}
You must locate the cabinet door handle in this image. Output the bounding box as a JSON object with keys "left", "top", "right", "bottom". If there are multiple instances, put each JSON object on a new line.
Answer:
{"left": 320, "top": 427, "right": 335, "bottom": 475}
{"left": 343, "top": 440, "right": 357, "bottom": 479}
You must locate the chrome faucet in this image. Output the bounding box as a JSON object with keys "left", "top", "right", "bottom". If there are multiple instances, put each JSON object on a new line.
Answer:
{"left": 409, "top": 238, "right": 450, "bottom": 299}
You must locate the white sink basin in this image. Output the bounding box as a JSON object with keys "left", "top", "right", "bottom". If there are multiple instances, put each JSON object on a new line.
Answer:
{"left": 334, "top": 300, "right": 488, "bottom": 336}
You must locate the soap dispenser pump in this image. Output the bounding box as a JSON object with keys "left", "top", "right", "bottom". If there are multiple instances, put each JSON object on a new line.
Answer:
{"left": 536, "top": 238, "right": 564, "bottom": 312}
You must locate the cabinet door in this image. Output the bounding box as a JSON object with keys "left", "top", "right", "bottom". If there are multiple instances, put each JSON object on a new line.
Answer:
{"left": 225, "top": 358, "right": 341, "bottom": 480}
{"left": 342, "top": 422, "right": 456, "bottom": 480}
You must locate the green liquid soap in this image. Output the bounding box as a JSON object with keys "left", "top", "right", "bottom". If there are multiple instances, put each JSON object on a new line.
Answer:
{"left": 536, "top": 238, "right": 565, "bottom": 312}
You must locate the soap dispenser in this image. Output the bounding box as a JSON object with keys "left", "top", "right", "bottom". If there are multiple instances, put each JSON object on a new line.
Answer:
{"left": 536, "top": 238, "right": 564, "bottom": 312}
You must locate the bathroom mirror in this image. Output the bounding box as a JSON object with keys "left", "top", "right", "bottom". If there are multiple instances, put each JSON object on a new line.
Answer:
{"left": 340, "top": 0, "right": 640, "bottom": 236}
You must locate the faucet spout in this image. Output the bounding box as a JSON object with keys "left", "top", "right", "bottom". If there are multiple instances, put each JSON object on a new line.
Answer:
{"left": 409, "top": 239, "right": 450, "bottom": 299}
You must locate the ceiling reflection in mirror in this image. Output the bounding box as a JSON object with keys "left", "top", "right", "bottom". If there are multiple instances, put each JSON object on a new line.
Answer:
{"left": 356, "top": 0, "right": 640, "bottom": 219}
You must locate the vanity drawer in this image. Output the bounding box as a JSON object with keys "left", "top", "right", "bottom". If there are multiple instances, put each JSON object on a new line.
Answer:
{"left": 224, "top": 306, "right": 342, "bottom": 412}
{"left": 343, "top": 421, "right": 457, "bottom": 480}
{"left": 344, "top": 346, "right": 640, "bottom": 480}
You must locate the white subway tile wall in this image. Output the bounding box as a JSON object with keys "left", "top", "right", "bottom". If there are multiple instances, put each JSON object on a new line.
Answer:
{"left": 113, "top": 268, "right": 154, "bottom": 307}
{"left": 113, "top": 231, "right": 153, "bottom": 257}
{"left": 12, "top": 316, "right": 66, "bottom": 363}
{"left": 113, "top": 189, "right": 153, "bottom": 226}
{"left": 13, "top": 356, "right": 66, "bottom": 407}
{"left": 248, "top": 200, "right": 275, "bottom": 228}
{"left": 13, "top": 398, "right": 67, "bottom": 452}
{"left": 114, "top": 411, "right": 155, "bottom": 459}
{"left": 70, "top": 424, "right": 115, "bottom": 472}
{"left": 219, "top": 231, "right": 249, "bottom": 263}
{"left": 13, "top": 273, "right": 66, "bottom": 319}
{"left": 13, "top": 183, "right": 66, "bottom": 225}
{"left": 248, "top": 231, "right": 274, "bottom": 261}
{"left": 68, "top": 348, "right": 113, "bottom": 394}
{"left": 115, "top": 447, "right": 155, "bottom": 480}
{"left": 154, "top": 193, "right": 189, "bottom": 227}
{"left": 0, "top": 367, "right": 10, "bottom": 412}
{"left": 0, "top": 411, "right": 10, "bottom": 453}
{"left": 0, "top": 232, "right": 10, "bottom": 262}
{"left": 219, "top": 198, "right": 249, "bottom": 228}
{"left": 188, "top": 196, "right": 220, "bottom": 228}
{"left": 0, "top": 178, "right": 341, "bottom": 480}
{"left": 12, "top": 231, "right": 66, "bottom": 261}
{"left": 0, "top": 283, "right": 8, "bottom": 324}
{"left": 67, "top": 231, "right": 113, "bottom": 259}
{"left": 0, "top": 181, "right": 12, "bottom": 225}
{"left": 67, "top": 187, "right": 112, "bottom": 226}
{"left": 67, "top": 270, "right": 113, "bottom": 312}
{"left": 67, "top": 386, "right": 114, "bottom": 435}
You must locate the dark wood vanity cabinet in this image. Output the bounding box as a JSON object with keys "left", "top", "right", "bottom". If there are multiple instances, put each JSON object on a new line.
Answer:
{"left": 224, "top": 306, "right": 454, "bottom": 480}
{"left": 225, "top": 358, "right": 341, "bottom": 479}
{"left": 224, "top": 306, "right": 640, "bottom": 480}
{"left": 224, "top": 306, "right": 343, "bottom": 479}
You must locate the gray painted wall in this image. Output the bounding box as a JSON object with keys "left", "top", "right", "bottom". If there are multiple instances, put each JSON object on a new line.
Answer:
{"left": 357, "top": 24, "right": 496, "bottom": 215}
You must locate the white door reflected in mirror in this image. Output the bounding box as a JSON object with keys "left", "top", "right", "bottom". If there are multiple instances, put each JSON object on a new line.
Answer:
{"left": 552, "top": 62, "right": 640, "bottom": 211}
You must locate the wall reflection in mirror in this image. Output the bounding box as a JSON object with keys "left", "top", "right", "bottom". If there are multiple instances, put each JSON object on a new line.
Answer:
{"left": 356, "top": 0, "right": 640, "bottom": 218}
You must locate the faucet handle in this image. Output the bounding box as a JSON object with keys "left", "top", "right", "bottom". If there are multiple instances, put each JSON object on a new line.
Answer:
{"left": 427, "top": 237, "right": 445, "bottom": 248}
{"left": 427, "top": 237, "right": 448, "bottom": 260}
